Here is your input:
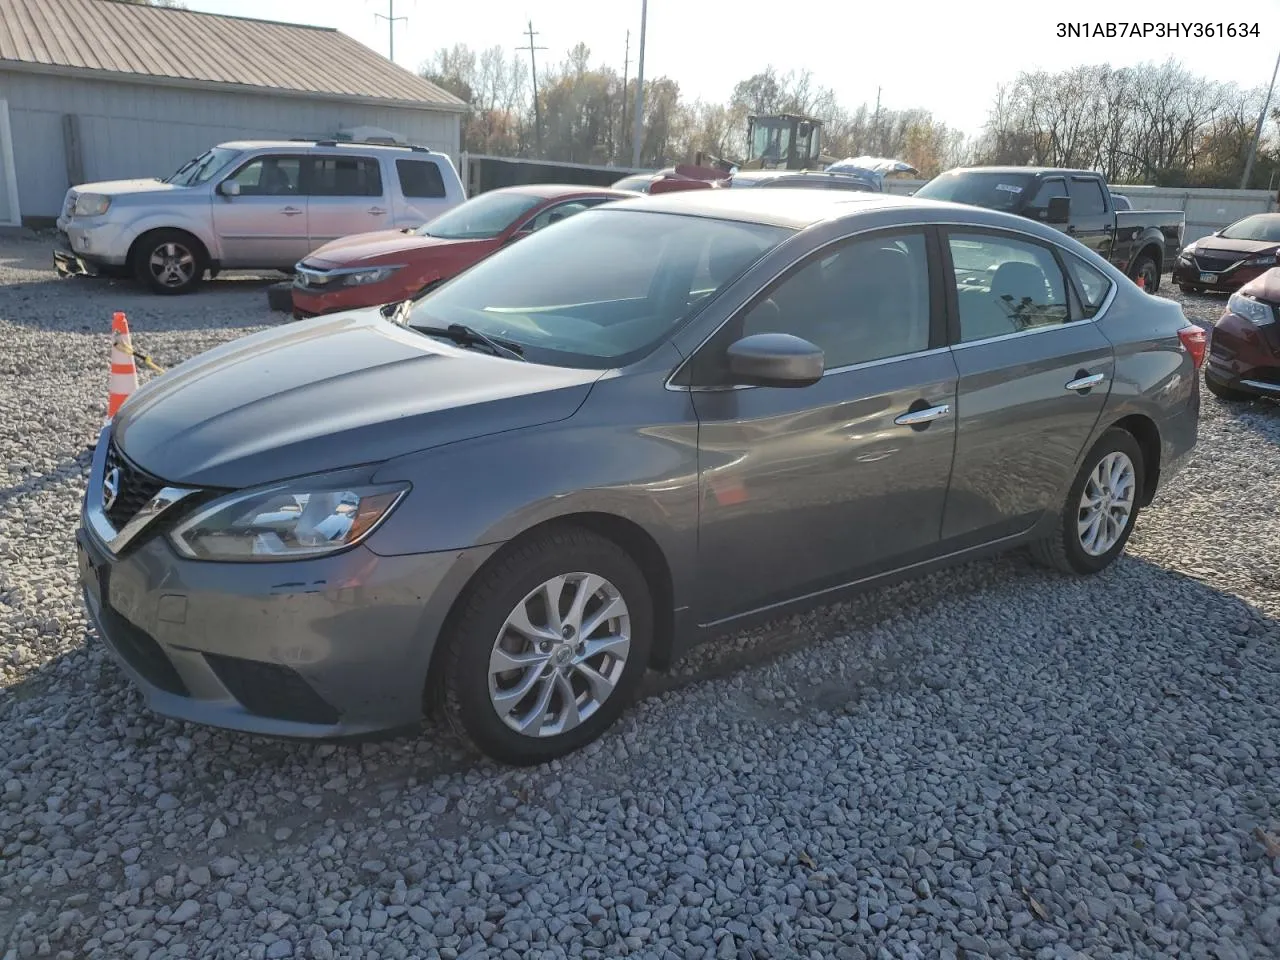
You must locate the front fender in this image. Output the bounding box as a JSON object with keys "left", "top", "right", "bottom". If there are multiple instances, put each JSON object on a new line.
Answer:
{"left": 362, "top": 370, "right": 702, "bottom": 610}
{"left": 114, "top": 209, "right": 220, "bottom": 262}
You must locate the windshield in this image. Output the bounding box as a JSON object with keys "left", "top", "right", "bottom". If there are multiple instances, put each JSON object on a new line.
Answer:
{"left": 407, "top": 208, "right": 792, "bottom": 368}
{"left": 165, "top": 146, "right": 241, "bottom": 186}
{"left": 1220, "top": 214, "right": 1280, "bottom": 243}
{"left": 418, "top": 191, "right": 543, "bottom": 239}
{"left": 914, "top": 171, "right": 1036, "bottom": 212}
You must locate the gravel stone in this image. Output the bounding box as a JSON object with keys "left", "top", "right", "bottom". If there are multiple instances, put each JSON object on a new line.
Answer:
{"left": 0, "top": 255, "right": 1277, "bottom": 957}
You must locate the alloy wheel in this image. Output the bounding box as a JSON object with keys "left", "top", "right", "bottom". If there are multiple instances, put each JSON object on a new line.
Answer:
{"left": 1077, "top": 451, "right": 1136, "bottom": 556}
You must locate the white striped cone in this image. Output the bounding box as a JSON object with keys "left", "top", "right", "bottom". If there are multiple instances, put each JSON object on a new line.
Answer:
{"left": 106, "top": 311, "right": 139, "bottom": 424}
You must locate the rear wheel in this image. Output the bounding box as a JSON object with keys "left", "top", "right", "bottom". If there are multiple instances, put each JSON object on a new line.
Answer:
{"left": 1205, "top": 372, "right": 1253, "bottom": 402}
{"left": 1131, "top": 252, "right": 1160, "bottom": 293}
{"left": 1030, "top": 428, "right": 1145, "bottom": 576}
{"left": 435, "top": 526, "right": 653, "bottom": 766}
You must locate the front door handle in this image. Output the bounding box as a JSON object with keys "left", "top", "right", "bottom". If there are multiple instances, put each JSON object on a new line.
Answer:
{"left": 895, "top": 403, "right": 951, "bottom": 427}
{"left": 280, "top": 206, "right": 303, "bottom": 216}
{"left": 1065, "top": 372, "right": 1106, "bottom": 393}
{"left": 368, "top": 206, "right": 387, "bottom": 215}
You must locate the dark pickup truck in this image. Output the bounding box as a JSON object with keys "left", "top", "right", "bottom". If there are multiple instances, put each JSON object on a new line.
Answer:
{"left": 914, "top": 167, "right": 1185, "bottom": 293}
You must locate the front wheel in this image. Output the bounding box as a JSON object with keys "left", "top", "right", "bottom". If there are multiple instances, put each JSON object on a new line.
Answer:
{"left": 1030, "top": 428, "right": 1145, "bottom": 575}
{"left": 133, "top": 230, "right": 207, "bottom": 295}
{"left": 434, "top": 526, "right": 653, "bottom": 766}
{"left": 1131, "top": 253, "right": 1160, "bottom": 293}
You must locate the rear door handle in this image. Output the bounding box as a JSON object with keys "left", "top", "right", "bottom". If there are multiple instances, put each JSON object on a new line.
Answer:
{"left": 280, "top": 206, "right": 303, "bottom": 216}
{"left": 895, "top": 403, "right": 951, "bottom": 427}
{"left": 368, "top": 206, "right": 387, "bottom": 215}
{"left": 1065, "top": 372, "right": 1106, "bottom": 393}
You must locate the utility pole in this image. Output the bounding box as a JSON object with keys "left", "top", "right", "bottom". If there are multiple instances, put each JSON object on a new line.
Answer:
{"left": 1242, "top": 47, "right": 1280, "bottom": 189}
{"left": 374, "top": 0, "right": 407, "bottom": 63}
{"left": 620, "top": 30, "right": 630, "bottom": 164}
{"left": 519, "top": 21, "right": 548, "bottom": 156}
{"left": 631, "top": 0, "right": 647, "bottom": 169}
{"left": 872, "top": 86, "right": 881, "bottom": 151}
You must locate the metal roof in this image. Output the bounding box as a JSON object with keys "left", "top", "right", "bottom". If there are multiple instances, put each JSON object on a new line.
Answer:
{"left": 0, "top": 0, "right": 468, "bottom": 112}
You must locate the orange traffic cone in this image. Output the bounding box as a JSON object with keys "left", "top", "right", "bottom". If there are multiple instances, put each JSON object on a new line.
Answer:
{"left": 106, "top": 311, "right": 139, "bottom": 424}
{"left": 1136, "top": 275, "right": 1146, "bottom": 291}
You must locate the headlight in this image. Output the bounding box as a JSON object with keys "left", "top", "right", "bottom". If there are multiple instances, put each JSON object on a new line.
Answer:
{"left": 170, "top": 478, "right": 409, "bottom": 561}
{"left": 1225, "top": 292, "right": 1276, "bottom": 327}
{"left": 342, "top": 266, "right": 402, "bottom": 287}
{"left": 1247, "top": 254, "right": 1278, "bottom": 266}
{"left": 73, "top": 193, "right": 111, "bottom": 217}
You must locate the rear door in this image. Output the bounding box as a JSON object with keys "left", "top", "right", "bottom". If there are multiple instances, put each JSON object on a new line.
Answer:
{"left": 939, "top": 228, "right": 1115, "bottom": 547}
{"left": 689, "top": 227, "right": 960, "bottom": 624}
{"left": 304, "top": 154, "right": 387, "bottom": 250}
{"left": 1066, "top": 176, "right": 1114, "bottom": 261}
{"left": 211, "top": 153, "right": 308, "bottom": 267}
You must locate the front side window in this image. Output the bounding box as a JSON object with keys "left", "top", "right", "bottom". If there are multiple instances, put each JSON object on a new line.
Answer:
{"left": 228, "top": 156, "right": 302, "bottom": 196}
{"left": 418, "top": 191, "right": 543, "bottom": 239}
{"left": 948, "top": 232, "right": 1070, "bottom": 341}
{"left": 408, "top": 208, "right": 791, "bottom": 368}
{"left": 735, "top": 231, "right": 933, "bottom": 370}
{"left": 1068, "top": 178, "right": 1107, "bottom": 217}
{"left": 1029, "top": 178, "right": 1067, "bottom": 209}
{"left": 309, "top": 157, "right": 383, "bottom": 197}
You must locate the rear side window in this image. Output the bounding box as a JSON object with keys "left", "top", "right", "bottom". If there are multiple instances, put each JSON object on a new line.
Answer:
{"left": 309, "top": 157, "right": 383, "bottom": 197}
{"left": 1068, "top": 178, "right": 1107, "bottom": 217}
{"left": 1065, "top": 254, "right": 1114, "bottom": 317}
{"left": 948, "top": 232, "right": 1070, "bottom": 342}
{"left": 397, "top": 158, "right": 446, "bottom": 198}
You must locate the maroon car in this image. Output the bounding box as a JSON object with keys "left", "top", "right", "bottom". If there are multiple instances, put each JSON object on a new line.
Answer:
{"left": 1173, "top": 213, "right": 1280, "bottom": 294}
{"left": 1205, "top": 267, "right": 1280, "bottom": 401}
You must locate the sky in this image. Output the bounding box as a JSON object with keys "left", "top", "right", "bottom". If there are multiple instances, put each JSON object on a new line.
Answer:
{"left": 183, "top": 0, "right": 1280, "bottom": 137}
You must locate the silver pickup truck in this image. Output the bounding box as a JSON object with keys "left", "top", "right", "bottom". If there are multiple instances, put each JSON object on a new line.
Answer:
{"left": 54, "top": 139, "right": 466, "bottom": 294}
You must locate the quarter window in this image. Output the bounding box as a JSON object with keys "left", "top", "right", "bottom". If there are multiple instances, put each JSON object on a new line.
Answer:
{"left": 738, "top": 231, "right": 932, "bottom": 369}
{"left": 396, "top": 158, "right": 446, "bottom": 198}
{"left": 227, "top": 156, "right": 301, "bottom": 196}
{"left": 948, "top": 233, "right": 1070, "bottom": 341}
{"left": 309, "top": 157, "right": 383, "bottom": 197}
{"left": 1065, "top": 254, "right": 1113, "bottom": 317}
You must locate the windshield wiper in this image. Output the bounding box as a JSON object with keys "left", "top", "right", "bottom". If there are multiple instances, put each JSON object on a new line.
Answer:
{"left": 413, "top": 322, "right": 526, "bottom": 361}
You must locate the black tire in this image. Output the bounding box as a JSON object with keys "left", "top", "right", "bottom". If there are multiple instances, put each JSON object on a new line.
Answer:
{"left": 266, "top": 281, "right": 294, "bottom": 313}
{"left": 132, "top": 229, "right": 207, "bottom": 295}
{"left": 1177, "top": 283, "right": 1203, "bottom": 295}
{"left": 1131, "top": 252, "right": 1160, "bottom": 293}
{"left": 434, "top": 526, "right": 653, "bottom": 766}
{"left": 1030, "top": 427, "right": 1146, "bottom": 576}
{"left": 1205, "top": 372, "right": 1253, "bottom": 402}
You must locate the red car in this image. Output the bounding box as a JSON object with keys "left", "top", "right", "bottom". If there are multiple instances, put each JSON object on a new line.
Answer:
{"left": 291, "top": 184, "right": 636, "bottom": 317}
{"left": 1205, "top": 266, "right": 1280, "bottom": 402}
{"left": 1172, "top": 213, "right": 1280, "bottom": 294}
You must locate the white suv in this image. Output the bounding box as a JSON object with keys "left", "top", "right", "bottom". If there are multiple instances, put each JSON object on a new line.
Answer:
{"left": 54, "top": 140, "right": 466, "bottom": 294}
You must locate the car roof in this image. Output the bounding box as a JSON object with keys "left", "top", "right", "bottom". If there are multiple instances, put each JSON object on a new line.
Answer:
{"left": 729, "top": 169, "right": 871, "bottom": 183}
{"left": 485, "top": 184, "right": 636, "bottom": 201}
{"left": 607, "top": 188, "right": 922, "bottom": 229}
{"left": 217, "top": 139, "right": 439, "bottom": 154}
{"left": 938, "top": 166, "right": 1098, "bottom": 178}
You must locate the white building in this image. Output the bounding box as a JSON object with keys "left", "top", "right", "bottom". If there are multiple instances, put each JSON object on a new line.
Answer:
{"left": 0, "top": 0, "right": 467, "bottom": 225}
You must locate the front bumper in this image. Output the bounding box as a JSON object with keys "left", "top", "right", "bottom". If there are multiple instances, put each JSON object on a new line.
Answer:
{"left": 291, "top": 279, "right": 410, "bottom": 319}
{"left": 1205, "top": 312, "right": 1280, "bottom": 398}
{"left": 53, "top": 231, "right": 103, "bottom": 278}
{"left": 75, "top": 434, "right": 498, "bottom": 738}
{"left": 1172, "top": 259, "right": 1270, "bottom": 292}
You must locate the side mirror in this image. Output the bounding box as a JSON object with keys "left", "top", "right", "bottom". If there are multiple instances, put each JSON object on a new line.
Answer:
{"left": 1045, "top": 196, "right": 1070, "bottom": 223}
{"left": 726, "top": 333, "right": 824, "bottom": 388}
{"left": 218, "top": 180, "right": 240, "bottom": 198}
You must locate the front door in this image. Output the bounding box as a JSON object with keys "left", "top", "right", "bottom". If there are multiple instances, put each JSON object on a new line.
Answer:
{"left": 305, "top": 154, "right": 388, "bottom": 250}
{"left": 211, "top": 154, "right": 308, "bottom": 268}
{"left": 691, "top": 228, "right": 960, "bottom": 625}
{"left": 940, "top": 228, "right": 1115, "bottom": 546}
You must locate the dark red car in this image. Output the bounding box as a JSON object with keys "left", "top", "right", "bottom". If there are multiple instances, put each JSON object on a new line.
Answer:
{"left": 1173, "top": 213, "right": 1280, "bottom": 294}
{"left": 291, "top": 185, "right": 636, "bottom": 317}
{"left": 1205, "top": 268, "right": 1280, "bottom": 401}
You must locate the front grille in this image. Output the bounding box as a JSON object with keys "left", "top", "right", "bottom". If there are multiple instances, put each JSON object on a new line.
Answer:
{"left": 204, "top": 654, "right": 340, "bottom": 725}
{"left": 1193, "top": 250, "right": 1242, "bottom": 273}
{"left": 103, "top": 441, "right": 165, "bottom": 530}
{"left": 97, "top": 600, "right": 189, "bottom": 695}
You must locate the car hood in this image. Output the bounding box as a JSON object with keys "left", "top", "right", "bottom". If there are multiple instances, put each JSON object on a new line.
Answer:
{"left": 1238, "top": 266, "right": 1280, "bottom": 303}
{"left": 1194, "top": 236, "right": 1279, "bottom": 256}
{"left": 112, "top": 309, "right": 601, "bottom": 489}
{"left": 74, "top": 178, "right": 184, "bottom": 197}
{"left": 303, "top": 230, "right": 487, "bottom": 267}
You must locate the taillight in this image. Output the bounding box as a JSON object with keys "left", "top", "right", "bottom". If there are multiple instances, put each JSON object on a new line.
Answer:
{"left": 1178, "top": 325, "right": 1207, "bottom": 370}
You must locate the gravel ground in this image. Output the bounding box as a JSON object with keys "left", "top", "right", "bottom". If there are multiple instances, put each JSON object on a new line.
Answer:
{"left": 2, "top": 233, "right": 1279, "bottom": 960}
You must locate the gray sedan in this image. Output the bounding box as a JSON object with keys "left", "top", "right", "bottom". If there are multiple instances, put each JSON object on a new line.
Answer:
{"left": 76, "top": 189, "right": 1201, "bottom": 765}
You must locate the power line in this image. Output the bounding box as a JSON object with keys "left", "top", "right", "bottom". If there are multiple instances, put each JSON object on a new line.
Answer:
{"left": 518, "top": 21, "right": 548, "bottom": 156}
{"left": 374, "top": 0, "right": 407, "bottom": 63}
